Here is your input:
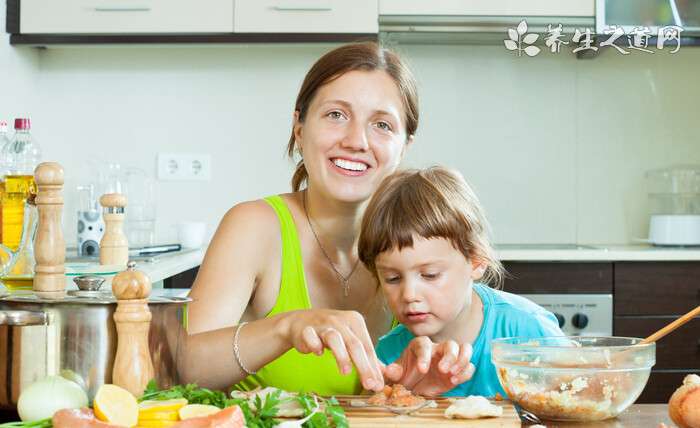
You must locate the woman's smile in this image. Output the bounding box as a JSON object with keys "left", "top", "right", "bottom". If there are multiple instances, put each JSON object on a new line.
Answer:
{"left": 329, "top": 157, "right": 370, "bottom": 177}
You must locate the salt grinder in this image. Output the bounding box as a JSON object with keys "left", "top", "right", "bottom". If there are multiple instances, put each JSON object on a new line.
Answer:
{"left": 99, "top": 193, "right": 128, "bottom": 267}
{"left": 33, "top": 162, "right": 66, "bottom": 296}
{"left": 112, "top": 261, "right": 154, "bottom": 397}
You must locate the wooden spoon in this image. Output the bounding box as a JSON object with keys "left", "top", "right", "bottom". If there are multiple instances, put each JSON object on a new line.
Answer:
{"left": 640, "top": 305, "right": 700, "bottom": 345}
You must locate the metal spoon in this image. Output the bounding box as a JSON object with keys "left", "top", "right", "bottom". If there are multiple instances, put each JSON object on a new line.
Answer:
{"left": 514, "top": 403, "right": 543, "bottom": 425}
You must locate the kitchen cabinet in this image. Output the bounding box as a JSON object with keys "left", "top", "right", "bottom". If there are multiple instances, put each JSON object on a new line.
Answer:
{"left": 379, "top": 0, "right": 594, "bottom": 17}
{"left": 7, "top": 0, "right": 377, "bottom": 45}
{"left": 502, "top": 261, "right": 700, "bottom": 403}
{"left": 614, "top": 262, "right": 700, "bottom": 403}
{"left": 502, "top": 262, "right": 612, "bottom": 294}
{"left": 19, "top": 0, "right": 234, "bottom": 34}
{"left": 234, "top": 0, "right": 378, "bottom": 34}
{"left": 164, "top": 266, "right": 199, "bottom": 289}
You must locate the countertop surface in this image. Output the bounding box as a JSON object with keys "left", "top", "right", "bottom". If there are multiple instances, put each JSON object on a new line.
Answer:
{"left": 496, "top": 244, "right": 700, "bottom": 261}
{"left": 0, "top": 404, "right": 675, "bottom": 425}
{"left": 62, "top": 248, "right": 205, "bottom": 291}
{"left": 528, "top": 404, "right": 671, "bottom": 427}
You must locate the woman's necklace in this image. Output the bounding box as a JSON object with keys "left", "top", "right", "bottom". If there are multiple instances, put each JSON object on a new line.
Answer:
{"left": 302, "top": 190, "right": 360, "bottom": 297}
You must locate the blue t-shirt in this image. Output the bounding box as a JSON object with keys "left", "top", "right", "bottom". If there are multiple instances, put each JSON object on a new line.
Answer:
{"left": 375, "top": 283, "right": 563, "bottom": 397}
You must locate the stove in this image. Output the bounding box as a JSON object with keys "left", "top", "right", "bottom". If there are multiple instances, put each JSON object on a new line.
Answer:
{"left": 521, "top": 294, "right": 613, "bottom": 336}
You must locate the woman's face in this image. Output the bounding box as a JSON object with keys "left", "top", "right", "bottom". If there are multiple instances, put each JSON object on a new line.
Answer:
{"left": 295, "top": 70, "right": 411, "bottom": 203}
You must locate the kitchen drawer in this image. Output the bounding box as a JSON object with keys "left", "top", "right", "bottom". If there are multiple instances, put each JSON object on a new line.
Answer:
{"left": 637, "top": 370, "right": 700, "bottom": 404}
{"left": 234, "top": 0, "right": 378, "bottom": 33}
{"left": 20, "top": 0, "right": 234, "bottom": 34}
{"left": 502, "top": 262, "right": 612, "bottom": 294}
{"left": 615, "top": 262, "right": 700, "bottom": 316}
{"left": 614, "top": 317, "right": 700, "bottom": 369}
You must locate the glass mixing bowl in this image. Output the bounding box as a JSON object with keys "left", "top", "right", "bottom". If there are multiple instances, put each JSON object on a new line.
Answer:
{"left": 492, "top": 336, "right": 655, "bottom": 422}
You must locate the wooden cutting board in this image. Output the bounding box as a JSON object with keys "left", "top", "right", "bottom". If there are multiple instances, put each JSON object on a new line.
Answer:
{"left": 335, "top": 395, "right": 520, "bottom": 427}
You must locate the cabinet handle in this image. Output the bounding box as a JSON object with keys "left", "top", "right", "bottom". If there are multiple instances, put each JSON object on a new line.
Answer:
{"left": 94, "top": 7, "right": 151, "bottom": 12}
{"left": 272, "top": 1, "right": 332, "bottom": 12}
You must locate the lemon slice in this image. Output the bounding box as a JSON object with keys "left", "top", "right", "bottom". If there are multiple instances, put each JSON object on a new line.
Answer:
{"left": 139, "top": 398, "right": 189, "bottom": 414}
{"left": 178, "top": 404, "right": 222, "bottom": 420}
{"left": 138, "top": 410, "right": 180, "bottom": 421}
{"left": 93, "top": 384, "right": 139, "bottom": 427}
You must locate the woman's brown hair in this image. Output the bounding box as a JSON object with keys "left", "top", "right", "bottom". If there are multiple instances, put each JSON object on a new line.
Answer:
{"left": 358, "top": 166, "right": 505, "bottom": 288}
{"left": 287, "top": 41, "right": 419, "bottom": 191}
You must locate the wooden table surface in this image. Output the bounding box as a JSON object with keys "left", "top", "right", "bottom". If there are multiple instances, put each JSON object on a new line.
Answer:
{"left": 0, "top": 404, "right": 674, "bottom": 426}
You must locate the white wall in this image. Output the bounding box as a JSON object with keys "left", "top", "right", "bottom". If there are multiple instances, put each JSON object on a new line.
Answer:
{"left": 0, "top": 6, "right": 39, "bottom": 131}
{"left": 8, "top": 41, "right": 700, "bottom": 246}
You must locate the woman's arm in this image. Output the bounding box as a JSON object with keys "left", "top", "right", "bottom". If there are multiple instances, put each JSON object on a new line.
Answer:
{"left": 176, "top": 201, "right": 384, "bottom": 391}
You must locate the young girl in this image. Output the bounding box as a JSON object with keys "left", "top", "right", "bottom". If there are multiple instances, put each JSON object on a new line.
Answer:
{"left": 358, "top": 166, "right": 564, "bottom": 397}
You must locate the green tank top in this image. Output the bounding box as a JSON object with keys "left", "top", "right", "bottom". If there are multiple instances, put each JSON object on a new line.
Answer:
{"left": 233, "top": 195, "right": 362, "bottom": 395}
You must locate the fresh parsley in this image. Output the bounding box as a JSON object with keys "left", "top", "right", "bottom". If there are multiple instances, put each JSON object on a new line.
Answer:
{"left": 140, "top": 381, "right": 348, "bottom": 427}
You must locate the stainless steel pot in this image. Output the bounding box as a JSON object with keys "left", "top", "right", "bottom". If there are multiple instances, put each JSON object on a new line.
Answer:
{"left": 0, "top": 290, "right": 190, "bottom": 409}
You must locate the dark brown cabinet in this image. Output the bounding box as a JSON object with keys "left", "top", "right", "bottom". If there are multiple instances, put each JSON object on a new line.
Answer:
{"left": 614, "top": 261, "right": 700, "bottom": 403}
{"left": 164, "top": 266, "right": 200, "bottom": 289}
{"left": 502, "top": 260, "right": 700, "bottom": 403}
{"left": 502, "top": 262, "right": 612, "bottom": 294}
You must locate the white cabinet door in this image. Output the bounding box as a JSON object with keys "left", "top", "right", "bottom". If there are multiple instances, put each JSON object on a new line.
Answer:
{"left": 235, "top": 0, "right": 378, "bottom": 33}
{"left": 380, "top": 0, "right": 593, "bottom": 17}
{"left": 20, "top": 0, "right": 234, "bottom": 34}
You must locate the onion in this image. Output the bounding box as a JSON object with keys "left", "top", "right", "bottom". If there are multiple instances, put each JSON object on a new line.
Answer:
{"left": 17, "top": 375, "right": 89, "bottom": 421}
{"left": 669, "top": 374, "right": 700, "bottom": 428}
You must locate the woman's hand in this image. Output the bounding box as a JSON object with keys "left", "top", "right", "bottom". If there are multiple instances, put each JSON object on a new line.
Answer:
{"left": 383, "top": 336, "right": 475, "bottom": 397}
{"left": 282, "top": 309, "right": 385, "bottom": 392}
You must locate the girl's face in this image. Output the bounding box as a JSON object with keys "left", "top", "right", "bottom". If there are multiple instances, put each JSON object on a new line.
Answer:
{"left": 294, "top": 70, "right": 411, "bottom": 203}
{"left": 375, "top": 235, "right": 485, "bottom": 338}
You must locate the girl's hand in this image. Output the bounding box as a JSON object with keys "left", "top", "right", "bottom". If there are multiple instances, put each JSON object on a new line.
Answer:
{"left": 282, "top": 309, "right": 385, "bottom": 391}
{"left": 383, "top": 336, "right": 475, "bottom": 397}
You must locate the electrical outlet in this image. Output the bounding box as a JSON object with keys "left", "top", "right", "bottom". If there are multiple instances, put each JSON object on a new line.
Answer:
{"left": 157, "top": 153, "right": 212, "bottom": 181}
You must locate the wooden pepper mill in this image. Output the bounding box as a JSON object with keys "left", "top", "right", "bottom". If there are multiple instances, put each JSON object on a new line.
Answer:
{"left": 33, "top": 162, "right": 66, "bottom": 296}
{"left": 100, "top": 193, "right": 128, "bottom": 267}
{"left": 112, "top": 261, "right": 154, "bottom": 397}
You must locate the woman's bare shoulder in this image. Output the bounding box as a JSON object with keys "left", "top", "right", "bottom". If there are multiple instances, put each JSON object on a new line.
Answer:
{"left": 217, "top": 198, "right": 281, "bottom": 240}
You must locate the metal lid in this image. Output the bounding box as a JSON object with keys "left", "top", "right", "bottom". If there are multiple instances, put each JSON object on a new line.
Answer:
{"left": 0, "top": 290, "right": 190, "bottom": 305}
{"left": 0, "top": 310, "right": 48, "bottom": 326}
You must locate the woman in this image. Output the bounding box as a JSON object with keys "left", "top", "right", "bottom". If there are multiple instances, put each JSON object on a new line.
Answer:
{"left": 179, "top": 42, "right": 470, "bottom": 396}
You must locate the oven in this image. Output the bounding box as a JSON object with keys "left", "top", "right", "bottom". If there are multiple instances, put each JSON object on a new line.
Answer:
{"left": 521, "top": 294, "right": 613, "bottom": 336}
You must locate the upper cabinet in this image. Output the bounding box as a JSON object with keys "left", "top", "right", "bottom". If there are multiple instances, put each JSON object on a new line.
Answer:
{"left": 380, "top": 0, "right": 594, "bottom": 17}
{"left": 19, "top": 0, "right": 234, "bottom": 34}
{"left": 235, "top": 0, "right": 378, "bottom": 33}
{"left": 8, "top": 0, "right": 378, "bottom": 45}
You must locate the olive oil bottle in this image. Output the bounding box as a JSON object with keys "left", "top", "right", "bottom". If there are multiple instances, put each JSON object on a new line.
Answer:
{"left": 2, "top": 174, "right": 35, "bottom": 250}
{"left": 0, "top": 118, "right": 41, "bottom": 291}
{"left": 0, "top": 120, "right": 12, "bottom": 245}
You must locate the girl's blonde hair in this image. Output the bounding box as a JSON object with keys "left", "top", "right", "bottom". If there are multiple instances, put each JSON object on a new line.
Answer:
{"left": 286, "top": 41, "right": 419, "bottom": 191}
{"left": 358, "top": 166, "right": 504, "bottom": 287}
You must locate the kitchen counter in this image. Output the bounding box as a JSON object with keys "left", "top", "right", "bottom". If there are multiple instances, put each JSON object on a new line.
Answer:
{"left": 0, "top": 404, "right": 675, "bottom": 425}
{"left": 532, "top": 404, "right": 671, "bottom": 427}
{"left": 60, "top": 248, "right": 204, "bottom": 292}
{"left": 496, "top": 244, "right": 700, "bottom": 261}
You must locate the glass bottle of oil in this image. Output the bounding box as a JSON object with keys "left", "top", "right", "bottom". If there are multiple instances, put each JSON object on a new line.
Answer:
{"left": 2, "top": 118, "right": 40, "bottom": 251}
{"left": 0, "top": 120, "right": 12, "bottom": 245}
{"left": 0, "top": 195, "right": 37, "bottom": 290}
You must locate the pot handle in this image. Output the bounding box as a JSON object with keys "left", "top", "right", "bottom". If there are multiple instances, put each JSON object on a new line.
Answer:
{"left": 0, "top": 310, "right": 49, "bottom": 326}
